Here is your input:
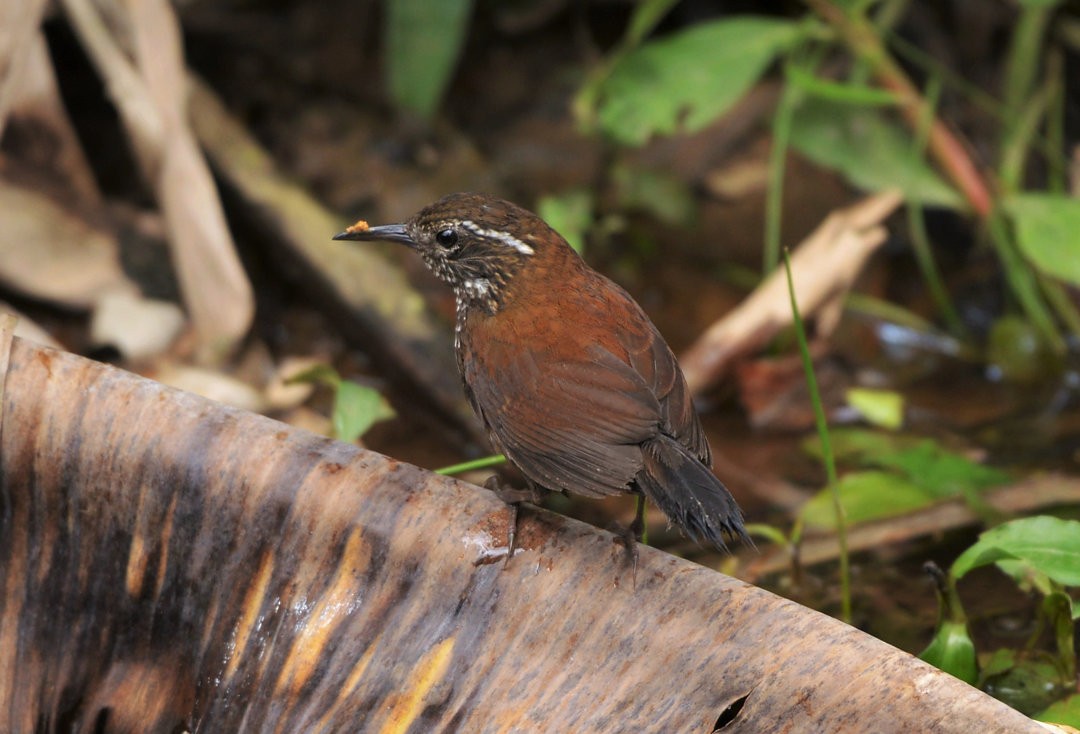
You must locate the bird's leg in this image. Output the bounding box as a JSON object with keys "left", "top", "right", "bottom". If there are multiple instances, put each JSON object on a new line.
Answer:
{"left": 483, "top": 475, "right": 548, "bottom": 567}
{"left": 629, "top": 493, "right": 647, "bottom": 542}
{"left": 620, "top": 494, "right": 648, "bottom": 586}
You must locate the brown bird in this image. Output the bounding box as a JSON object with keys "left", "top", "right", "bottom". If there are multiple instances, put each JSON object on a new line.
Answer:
{"left": 334, "top": 193, "right": 747, "bottom": 553}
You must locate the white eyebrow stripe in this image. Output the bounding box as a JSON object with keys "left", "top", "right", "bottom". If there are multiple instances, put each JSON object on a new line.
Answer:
{"left": 459, "top": 220, "right": 535, "bottom": 255}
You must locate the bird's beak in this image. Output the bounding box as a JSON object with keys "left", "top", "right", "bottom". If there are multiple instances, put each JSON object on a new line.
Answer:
{"left": 332, "top": 223, "right": 415, "bottom": 247}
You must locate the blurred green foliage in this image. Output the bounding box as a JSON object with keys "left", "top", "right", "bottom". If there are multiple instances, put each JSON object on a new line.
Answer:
{"left": 927, "top": 517, "right": 1080, "bottom": 716}
{"left": 286, "top": 364, "right": 395, "bottom": 443}
{"left": 384, "top": 0, "right": 472, "bottom": 119}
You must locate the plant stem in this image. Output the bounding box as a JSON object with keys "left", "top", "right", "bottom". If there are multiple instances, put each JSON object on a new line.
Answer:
{"left": 1002, "top": 3, "right": 1053, "bottom": 140}
{"left": 986, "top": 212, "right": 1064, "bottom": 353}
{"left": 765, "top": 64, "right": 800, "bottom": 273}
{"left": 436, "top": 454, "right": 507, "bottom": 476}
{"left": 784, "top": 249, "right": 850, "bottom": 623}
{"left": 907, "top": 204, "right": 964, "bottom": 336}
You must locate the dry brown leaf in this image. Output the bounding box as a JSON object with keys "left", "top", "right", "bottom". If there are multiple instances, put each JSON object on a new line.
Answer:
{"left": 0, "top": 20, "right": 102, "bottom": 205}
{"left": 62, "top": 0, "right": 254, "bottom": 362}
{"left": 149, "top": 362, "right": 267, "bottom": 413}
{"left": 90, "top": 289, "right": 186, "bottom": 359}
{"left": 0, "top": 0, "right": 49, "bottom": 136}
{"left": 129, "top": 0, "right": 253, "bottom": 362}
{"left": 680, "top": 190, "right": 904, "bottom": 394}
{"left": 0, "top": 179, "right": 136, "bottom": 308}
{"left": 0, "top": 337, "right": 1045, "bottom": 733}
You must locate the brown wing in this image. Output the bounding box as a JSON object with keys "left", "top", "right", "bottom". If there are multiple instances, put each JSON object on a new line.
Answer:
{"left": 458, "top": 274, "right": 709, "bottom": 497}
{"left": 618, "top": 317, "right": 711, "bottom": 466}
{"left": 462, "top": 341, "right": 656, "bottom": 498}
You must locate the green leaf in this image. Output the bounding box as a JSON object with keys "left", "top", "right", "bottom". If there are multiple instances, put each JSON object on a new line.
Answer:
{"left": 951, "top": 516, "right": 1080, "bottom": 585}
{"left": 538, "top": 189, "right": 594, "bottom": 255}
{"left": 871, "top": 442, "right": 1010, "bottom": 499}
{"left": 801, "top": 470, "right": 934, "bottom": 528}
{"left": 595, "top": 17, "right": 799, "bottom": 145}
{"left": 845, "top": 387, "right": 904, "bottom": 430}
{"left": 789, "top": 99, "right": 962, "bottom": 207}
{"left": 996, "top": 558, "right": 1056, "bottom": 596}
{"left": 333, "top": 380, "right": 396, "bottom": 443}
{"left": 1037, "top": 692, "right": 1080, "bottom": 727}
{"left": 385, "top": 0, "right": 473, "bottom": 119}
{"left": 1004, "top": 194, "right": 1080, "bottom": 287}
{"left": 919, "top": 620, "right": 978, "bottom": 685}
{"left": 804, "top": 431, "right": 1008, "bottom": 505}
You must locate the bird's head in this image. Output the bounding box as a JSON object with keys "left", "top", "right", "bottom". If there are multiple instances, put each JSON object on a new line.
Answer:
{"left": 334, "top": 193, "right": 560, "bottom": 314}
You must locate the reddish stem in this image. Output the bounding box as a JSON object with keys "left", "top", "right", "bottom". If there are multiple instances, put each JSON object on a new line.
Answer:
{"left": 806, "top": 0, "right": 994, "bottom": 218}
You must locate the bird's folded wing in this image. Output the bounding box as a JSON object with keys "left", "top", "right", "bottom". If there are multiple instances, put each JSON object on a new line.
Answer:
{"left": 466, "top": 345, "right": 659, "bottom": 498}
{"left": 618, "top": 322, "right": 711, "bottom": 465}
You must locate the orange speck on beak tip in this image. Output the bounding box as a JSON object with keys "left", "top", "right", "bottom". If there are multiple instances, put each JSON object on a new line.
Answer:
{"left": 345, "top": 219, "right": 370, "bottom": 234}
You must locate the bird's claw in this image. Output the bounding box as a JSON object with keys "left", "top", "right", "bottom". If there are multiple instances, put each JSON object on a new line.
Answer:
{"left": 483, "top": 476, "right": 548, "bottom": 567}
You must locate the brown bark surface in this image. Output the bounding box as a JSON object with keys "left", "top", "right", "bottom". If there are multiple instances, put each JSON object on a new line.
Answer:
{"left": 0, "top": 337, "right": 1043, "bottom": 733}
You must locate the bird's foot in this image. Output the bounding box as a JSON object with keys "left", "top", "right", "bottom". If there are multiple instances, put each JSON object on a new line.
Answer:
{"left": 483, "top": 476, "right": 548, "bottom": 567}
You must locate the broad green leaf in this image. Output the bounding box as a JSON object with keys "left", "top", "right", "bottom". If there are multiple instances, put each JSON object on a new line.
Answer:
{"left": 538, "top": 189, "right": 594, "bottom": 255}
{"left": 871, "top": 442, "right": 1010, "bottom": 499}
{"left": 951, "top": 516, "right": 1080, "bottom": 585}
{"left": 1038, "top": 692, "right": 1080, "bottom": 727}
{"left": 789, "top": 99, "right": 962, "bottom": 207}
{"left": 385, "top": 0, "right": 472, "bottom": 119}
{"left": 803, "top": 431, "right": 1007, "bottom": 500}
{"left": 596, "top": 17, "right": 799, "bottom": 145}
{"left": 333, "top": 380, "right": 396, "bottom": 443}
{"left": 845, "top": 388, "right": 904, "bottom": 430}
{"left": 1004, "top": 194, "right": 1080, "bottom": 287}
{"left": 801, "top": 470, "right": 933, "bottom": 528}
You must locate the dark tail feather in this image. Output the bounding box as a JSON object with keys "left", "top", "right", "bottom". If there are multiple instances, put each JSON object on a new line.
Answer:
{"left": 636, "top": 436, "right": 751, "bottom": 552}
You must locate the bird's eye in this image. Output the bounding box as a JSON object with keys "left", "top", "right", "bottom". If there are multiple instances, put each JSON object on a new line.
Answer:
{"left": 435, "top": 228, "right": 458, "bottom": 248}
